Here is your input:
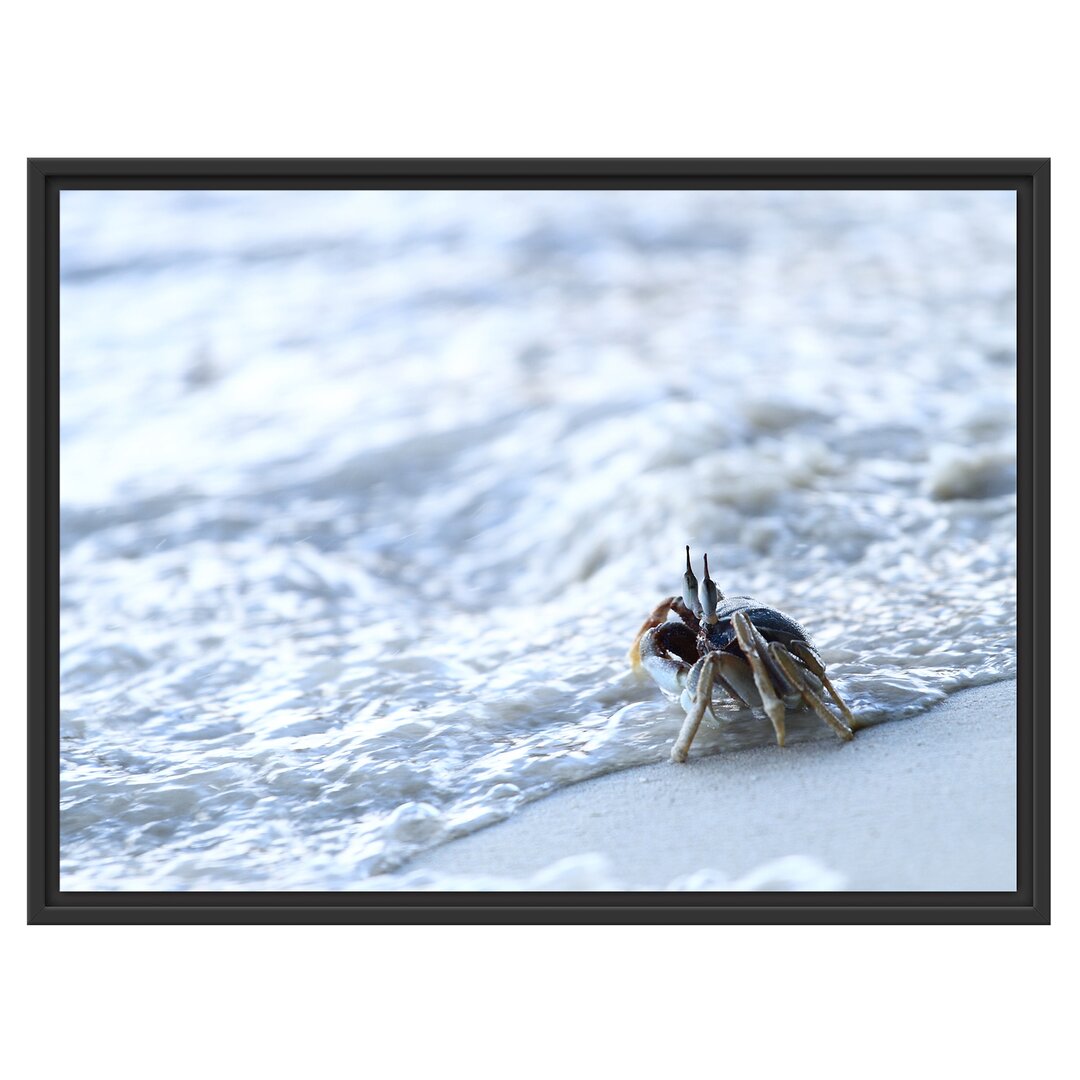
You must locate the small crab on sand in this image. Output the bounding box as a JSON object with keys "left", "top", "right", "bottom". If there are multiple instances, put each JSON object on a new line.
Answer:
{"left": 630, "top": 547, "right": 859, "bottom": 762}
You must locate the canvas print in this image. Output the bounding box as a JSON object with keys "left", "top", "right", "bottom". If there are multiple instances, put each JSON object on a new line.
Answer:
{"left": 59, "top": 188, "right": 1017, "bottom": 892}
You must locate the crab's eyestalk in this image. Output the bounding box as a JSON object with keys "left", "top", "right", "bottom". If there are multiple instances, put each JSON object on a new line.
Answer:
{"left": 682, "top": 545, "right": 703, "bottom": 617}
{"left": 698, "top": 553, "right": 720, "bottom": 625}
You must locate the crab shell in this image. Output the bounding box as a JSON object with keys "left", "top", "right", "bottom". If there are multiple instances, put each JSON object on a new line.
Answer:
{"left": 704, "top": 596, "right": 822, "bottom": 664}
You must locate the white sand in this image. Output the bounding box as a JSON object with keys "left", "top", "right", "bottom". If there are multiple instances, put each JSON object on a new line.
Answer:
{"left": 405, "top": 681, "right": 1017, "bottom": 891}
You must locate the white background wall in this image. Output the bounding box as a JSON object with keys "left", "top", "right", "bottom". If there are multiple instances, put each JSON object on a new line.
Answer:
{"left": 1, "top": 3, "right": 1069, "bottom": 1077}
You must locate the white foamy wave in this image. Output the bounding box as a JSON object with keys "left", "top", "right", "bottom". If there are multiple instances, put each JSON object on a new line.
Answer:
{"left": 356, "top": 853, "right": 846, "bottom": 892}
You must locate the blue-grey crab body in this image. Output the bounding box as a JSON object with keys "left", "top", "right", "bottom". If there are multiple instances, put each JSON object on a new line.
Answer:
{"left": 705, "top": 597, "right": 814, "bottom": 656}
{"left": 631, "top": 548, "right": 857, "bottom": 762}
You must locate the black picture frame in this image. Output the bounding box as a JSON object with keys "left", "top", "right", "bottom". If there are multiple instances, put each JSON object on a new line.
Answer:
{"left": 28, "top": 158, "right": 1050, "bottom": 924}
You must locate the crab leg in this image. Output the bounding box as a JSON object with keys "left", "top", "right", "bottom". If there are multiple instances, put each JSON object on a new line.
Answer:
{"left": 641, "top": 628, "right": 750, "bottom": 757}
{"left": 787, "top": 639, "right": 859, "bottom": 731}
{"left": 769, "top": 643, "right": 853, "bottom": 742}
{"left": 711, "top": 654, "right": 753, "bottom": 709}
{"left": 731, "top": 610, "right": 787, "bottom": 747}
{"left": 671, "top": 653, "right": 719, "bottom": 763}
{"left": 681, "top": 653, "right": 754, "bottom": 724}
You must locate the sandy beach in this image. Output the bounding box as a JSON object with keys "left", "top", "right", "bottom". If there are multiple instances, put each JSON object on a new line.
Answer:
{"left": 403, "top": 681, "right": 1017, "bottom": 891}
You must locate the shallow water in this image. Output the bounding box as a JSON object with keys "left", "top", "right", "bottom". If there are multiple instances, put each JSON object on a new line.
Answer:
{"left": 59, "top": 189, "right": 1017, "bottom": 890}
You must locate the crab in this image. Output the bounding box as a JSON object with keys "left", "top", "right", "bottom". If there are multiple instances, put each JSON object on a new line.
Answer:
{"left": 630, "top": 547, "right": 858, "bottom": 763}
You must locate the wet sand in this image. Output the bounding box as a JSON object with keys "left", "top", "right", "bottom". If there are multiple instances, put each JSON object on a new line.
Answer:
{"left": 404, "top": 681, "right": 1017, "bottom": 891}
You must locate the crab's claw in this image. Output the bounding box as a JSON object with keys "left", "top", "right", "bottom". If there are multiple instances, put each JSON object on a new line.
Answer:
{"left": 630, "top": 596, "right": 680, "bottom": 673}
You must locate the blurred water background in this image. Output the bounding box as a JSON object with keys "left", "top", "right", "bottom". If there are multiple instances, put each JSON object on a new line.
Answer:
{"left": 59, "top": 189, "right": 1017, "bottom": 890}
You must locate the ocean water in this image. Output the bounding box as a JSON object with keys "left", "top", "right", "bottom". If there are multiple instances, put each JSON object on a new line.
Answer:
{"left": 59, "top": 189, "right": 1017, "bottom": 890}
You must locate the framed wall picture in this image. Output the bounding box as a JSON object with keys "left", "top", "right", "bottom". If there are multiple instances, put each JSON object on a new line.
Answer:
{"left": 28, "top": 158, "right": 1049, "bottom": 923}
